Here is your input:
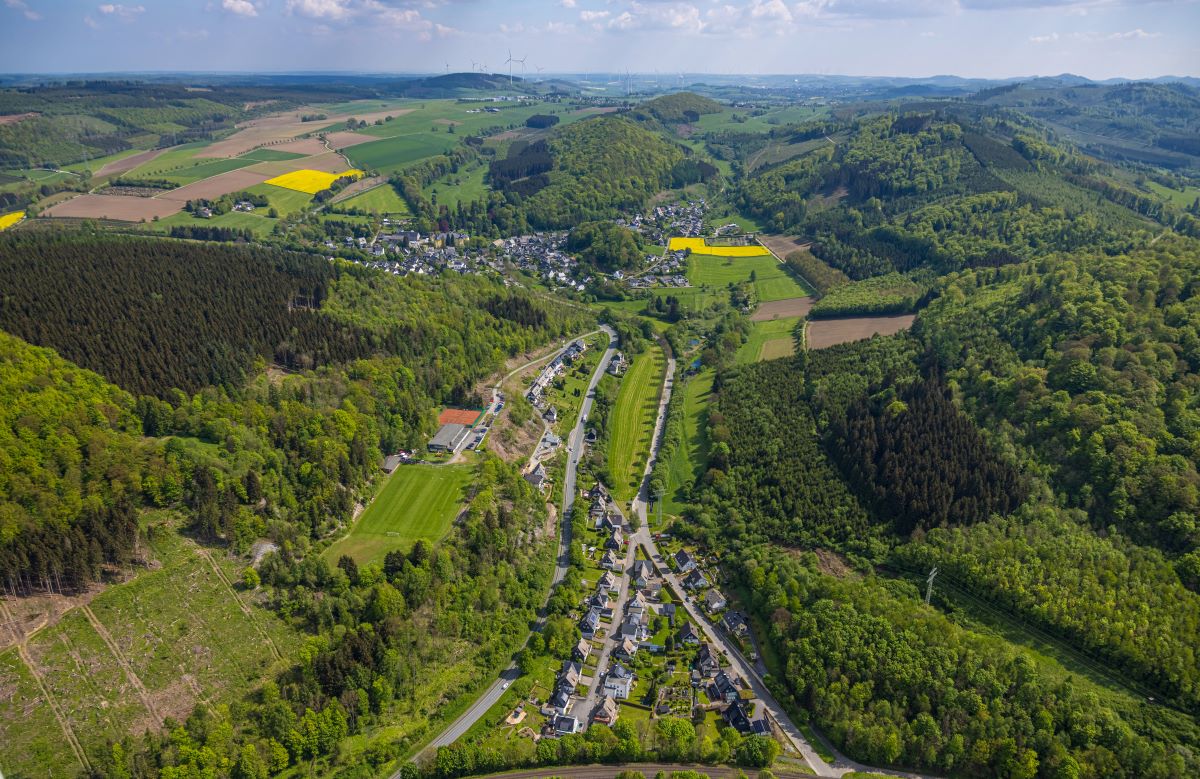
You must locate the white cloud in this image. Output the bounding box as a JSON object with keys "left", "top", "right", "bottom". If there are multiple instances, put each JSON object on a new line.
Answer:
{"left": 580, "top": 9, "right": 609, "bottom": 21}
{"left": 6, "top": 0, "right": 40, "bottom": 20}
{"left": 98, "top": 3, "right": 145, "bottom": 18}
{"left": 749, "top": 0, "right": 791, "bottom": 23}
{"left": 221, "top": 0, "right": 259, "bottom": 18}
{"left": 286, "top": 0, "right": 353, "bottom": 20}
{"left": 559, "top": 0, "right": 577, "bottom": 6}
{"left": 1030, "top": 31, "right": 1059, "bottom": 42}
{"left": 1104, "top": 28, "right": 1158, "bottom": 40}
{"left": 1030, "top": 28, "right": 1160, "bottom": 44}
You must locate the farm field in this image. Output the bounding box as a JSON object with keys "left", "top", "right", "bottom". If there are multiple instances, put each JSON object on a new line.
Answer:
{"left": 662, "top": 368, "right": 713, "bottom": 516}
{"left": 148, "top": 208, "right": 278, "bottom": 237}
{"left": 806, "top": 314, "right": 917, "bottom": 349}
{"left": 736, "top": 316, "right": 800, "bottom": 364}
{"left": 156, "top": 156, "right": 258, "bottom": 185}
{"left": 0, "top": 515, "right": 301, "bottom": 778}
{"left": 607, "top": 343, "right": 667, "bottom": 502}
{"left": 237, "top": 148, "right": 308, "bottom": 162}
{"left": 339, "top": 182, "right": 412, "bottom": 215}
{"left": 0, "top": 210, "right": 25, "bottom": 230}
{"left": 751, "top": 296, "right": 813, "bottom": 321}
{"left": 686, "top": 252, "right": 812, "bottom": 302}
{"left": 668, "top": 236, "right": 771, "bottom": 256}
{"left": 264, "top": 167, "right": 361, "bottom": 194}
{"left": 244, "top": 182, "right": 315, "bottom": 215}
{"left": 156, "top": 168, "right": 270, "bottom": 202}
{"left": 324, "top": 464, "right": 473, "bottom": 566}
{"left": 427, "top": 161, "right": 489, "bottom": 208}
{"left": 42, "top": 193, "right": 181, "bottom": 221}
{"left": 1147, "top": 181, "right": 1200, "bottom": 209}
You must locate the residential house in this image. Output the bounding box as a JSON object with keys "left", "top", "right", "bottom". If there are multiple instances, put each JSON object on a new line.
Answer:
{"left": 695, "top": 642, "right": 720, "bottom": 677}
{"left": 574, "top": 639, "right": 592, "bottom": 662}
{"left": 587, "top": 591, "right": 613, "bottom": 617}
{"left": 580, "top": 607, "right": 601, "bottom": 639}
{"left": 597, "top": 571, "right": 617, "bottom": 592}
{"left": 683, "top": 569, "right": 709, "bottom": 590}
{"left": 553, "top": 715, "right": 583, "bottom": 736}
{"left": 524, "top": 462, "right": 548, "bottom": 491}
{"left": 615, "top": 638, "right": 639, "bottom": 661}
{"left": 600, "top": 550, "right": 619, "bottom": 570}
{"left": 674, "top": 549, "right": 697, "bottom": 573}
{"left": 593, "top": 696, "right": 620, "bottom": 725}
{"left": 620, "top": 614, "right": 649, "bottom": 642}
{"left": 561, "top": 660, "right": 583, "bottom": 689}
{"left": 721, "top": 610, "right": 749, "bottom": 638}
{"left": 678, "top": 622, "right": 701, "bottom": 645}
{"left": 604, "top": 664, "right": 634, "bottom": 699}
{"left": 709, "top": 670, "right": 741, "bottom": 704}
{"left": 659, "top": 602, "right": 677, "bottom": 624}
{"left": 724, "top": 700, "right": 770, "bottom": 736}
{"left": 631, "top": 560, "right": 655, "bottom": 589}
{"left": 549, "top": 683, "right": 571, "bottom": 712}
{"left": 627, "top": 591, "right": 648, "bottom": 618}
{"left": 605, "top": 528, "right": 624, "bottom": 550}
{"left": 543, "top": 406, "right": 558, "bottom": 423}
{"left": 703, "top": 589, "right": 728, "bottom": 613}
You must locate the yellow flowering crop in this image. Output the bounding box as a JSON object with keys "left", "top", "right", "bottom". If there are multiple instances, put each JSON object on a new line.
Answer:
{"left": 264, "top": 169, "right": 363, "bottom": 195}
{"left": 667, "top": 236, "right": 770, "bottom": 257}
{"left": 0, "top": 210, "right": 26, "bottom": 231}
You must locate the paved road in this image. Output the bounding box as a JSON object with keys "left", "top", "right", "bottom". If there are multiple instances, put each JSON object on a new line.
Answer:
{"left": 627, "top": 345, "right": 934, "bottom": 779}
{"left": 408, "top": 326, "right": 617, "bottom": 764}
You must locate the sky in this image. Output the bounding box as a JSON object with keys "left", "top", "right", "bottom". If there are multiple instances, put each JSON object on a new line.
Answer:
{"left": 0, "top": 0, "right": 1197, "bottom": 80}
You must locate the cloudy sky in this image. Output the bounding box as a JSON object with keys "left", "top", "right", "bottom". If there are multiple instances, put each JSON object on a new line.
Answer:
{"left": 1, "top": 0, "right": 1197, "bottom": 79}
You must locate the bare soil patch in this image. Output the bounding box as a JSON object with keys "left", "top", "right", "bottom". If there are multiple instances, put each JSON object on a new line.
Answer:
{"left": 0, "top": 112, "right": 38, "bottom": 126}
{"left": 95, "top": 148, "right": 166, "bottom": 178}
{"left": 156, "top": 169, "right": 270, "bottom": 202}
{"left": 758, "top": 234, "right": 812, "bottom": 259}
{"left": 43, "top": 194, "right": 181, "bottom": 222}
{"left": 751, "top": 297, "right": 813, "bottom": 321}
{"left": 323, "top": 131, "right": 378, "bottom": 150}
{"left": 806, "top": 314, "right": 916, "bottom": 349}
{"left": 267, "top": 137, "right": 329, "bottom": 157}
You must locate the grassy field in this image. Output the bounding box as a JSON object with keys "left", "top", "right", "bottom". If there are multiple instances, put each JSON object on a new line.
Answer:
{"left": 324, "top": 464, "right": 473, "bottom": 566}
{"left": 607, "top": 343, "right": 667, "bottom": 502}
{"left": 146, "top": 208, "right": 279, "bottom": 238}
{"left": 345, "top": 131, "right": 461, "bottom": 173}
{"left": 736, "top": 317, "right": 801, "bottom": 364}
{"left": 158, "top": 156, "right": 259, "bottom": 185}
{"left": 662, "top": 368, "right": 713, "bottom": 515}
{"left": 1147, "top": 181, "right": 1200, "bottom": 209}
{"left": 339, "top": 182, "right": 412, "bottom": 215}
{"left": 427, "top": 161, "right": 489, "bottom": 208}
{"left": 121, "top": 142, "right": 214, "bottom": 179}
{"left": 0, "top": 514, "right": 301, "bottom": 778}
{"left": 243, "top": 182, "right": 314, "bottom": 215}
{"left": 687, "top": 252, "right": 812, "bottom": 302}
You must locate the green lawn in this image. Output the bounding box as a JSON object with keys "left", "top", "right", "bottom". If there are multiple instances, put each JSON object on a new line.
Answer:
{"left": 428, "top": 161, "right": 489, "bottom": 208}
{"left": 324, "top": 464, "right": 473, "bottom": 566}
{"left": 736, "top": 317, "right": 801, "bottom": 365}
{"left": 607, "top": 343, "right": 666, "bottom": 502}
{"left": 339, "top": 182, "right": 412, "bottom": 216}
{"left": 1147, "top": 181, "right": 1200, "bottom": 209}
{"left": 663, "top": 369, "right": 713, "bottom": 515}
{"left": 145, "top": 208, "right": 279, "bottom": 238}
{"left": 687, "top": 252, "right": 812, "bottom": 302}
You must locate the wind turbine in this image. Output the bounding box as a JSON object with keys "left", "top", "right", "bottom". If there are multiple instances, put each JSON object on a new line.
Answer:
{"left": 445, "top": 62, "right": 450, "bottom": 75}
{"left": 471, "top": 60, "right": 479, "bottom": 72}
{"left": 535, "top": 65, "right": 545, "bottom": 82}
{"left": 505, "top": 49, "right": 516, "bottom": 87}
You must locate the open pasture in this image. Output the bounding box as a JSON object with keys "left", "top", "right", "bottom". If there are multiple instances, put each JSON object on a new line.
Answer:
{"left": 736, "top": 316, "right": 801, "bottom": 364}
{"left": 806, "top": 314, "right": 917, "bottom": 349}
{"left": 264, "top": 167, "right": 361, "bottom": 194}
{"left": 662, "top": 368, "right": 713, "bottom": 515}
{"left": 43, "top": 193, "right": 181, "bottom": 221}
{"left": 687, "top": 252, "right": 811, "bottom": 302}
{"left": 324, "top": 464, "right": 473, "bottom": 566}
{"left": 93, "top": 148, "right": 167, "bottom": 178}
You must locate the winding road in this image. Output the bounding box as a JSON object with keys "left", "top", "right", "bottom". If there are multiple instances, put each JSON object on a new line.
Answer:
{"left": 406, "top": 325, "right": 617, "bottom": 764}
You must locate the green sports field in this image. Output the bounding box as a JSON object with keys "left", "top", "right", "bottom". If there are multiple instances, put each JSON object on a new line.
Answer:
{"left": 687, "top": 252, "right": 812, "bottom": 302}
{"left": 607, "top": 343, "right": 666, "bottom": 502}
{"left": 324, "top": 464, "right": 473, "bottom": 565}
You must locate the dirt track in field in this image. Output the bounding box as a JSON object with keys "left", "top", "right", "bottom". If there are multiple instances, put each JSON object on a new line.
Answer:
{"left": 752, "top": 296, "right": 813, "bottom": 321}
{"left": 156, "top": 169, "right": 270, "bottom": 202}
{"left": 43, "top": 194, "right": 182, "bottom": 221}
{"left": 806, "top": 314, "right": 916, "bottom": 349}
{"left": 95, "top": 149, "right": 167, "bottom": 179}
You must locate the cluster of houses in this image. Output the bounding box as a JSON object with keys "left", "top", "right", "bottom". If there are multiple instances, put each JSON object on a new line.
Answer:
{"left": 637, "top": 200, "right": 707, "bottom": 245}
{"left": 526, "top": 339, "right": 587, "bottom": 405}
{"left": 494, "top": 232, "right": 589, "bottom": 291}
{"left": 324, "top": 230, "right": 479, "bottom": 275}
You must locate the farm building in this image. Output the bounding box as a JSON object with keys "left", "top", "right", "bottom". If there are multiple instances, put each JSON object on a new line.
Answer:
{"left": 381, "top": 454, "right": 404, "bottom": 473}
{"left": 428, "top": 423, "right": 470, "bottom": 452}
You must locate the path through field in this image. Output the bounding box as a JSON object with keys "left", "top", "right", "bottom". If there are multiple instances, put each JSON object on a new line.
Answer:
{"left": 193, "top": 544, "right": 283, "bottom": 661}
{"left": 0, "top": 597, "right": 89, "bottom": 771}
{"left": 81, "top": 604, "right": 162, "bottom": 724}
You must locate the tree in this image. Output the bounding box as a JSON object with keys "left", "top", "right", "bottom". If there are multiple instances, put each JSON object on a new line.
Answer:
{"left": 736, "top": 736, "right": 780, "bottom": 768}
{"left": 241, "top": 567, "right": 260, "bottom": 590}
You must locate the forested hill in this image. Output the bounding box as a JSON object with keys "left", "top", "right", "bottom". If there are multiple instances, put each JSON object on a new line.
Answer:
{"left": 0, "top": 233, "right": 580, "bottom": 402}
{"left": 0, "top": 231, "right": 589, "bottom": 594}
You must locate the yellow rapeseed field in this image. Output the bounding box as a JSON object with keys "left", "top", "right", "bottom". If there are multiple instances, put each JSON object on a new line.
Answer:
{"left": 668, "top": 236, "right": 770, "bottom": 257}
{"left": 0, "top": 210, "right": 25, "bottom": 231}
{"left": 264, "top": 168, "right": 363, "bottom": 195}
